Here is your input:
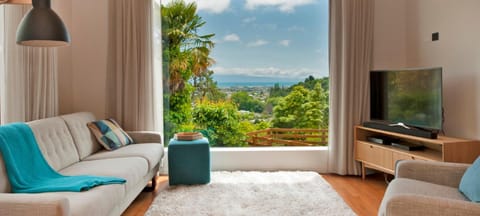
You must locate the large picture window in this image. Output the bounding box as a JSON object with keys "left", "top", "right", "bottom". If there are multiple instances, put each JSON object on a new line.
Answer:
{"left": 161, "top": 0, "right": 329, "bottom": 147}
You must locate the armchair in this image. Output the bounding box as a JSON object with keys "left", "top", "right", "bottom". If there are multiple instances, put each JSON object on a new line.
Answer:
{"left": 378, "top": 160, "right": 480, "bottom": 216}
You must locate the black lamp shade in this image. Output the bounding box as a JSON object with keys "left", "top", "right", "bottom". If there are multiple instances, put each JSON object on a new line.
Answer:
{"left": 16, "top": 0, "right": 70, "bottom": 47}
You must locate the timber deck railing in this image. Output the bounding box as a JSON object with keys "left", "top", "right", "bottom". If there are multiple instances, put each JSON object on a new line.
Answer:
{"left": 246, "top": 128, "right": 328, "bottom": 146}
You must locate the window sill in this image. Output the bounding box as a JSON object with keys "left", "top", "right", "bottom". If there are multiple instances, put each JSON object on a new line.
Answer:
{"left": 162, "top": 146, "right": 328, "bottom": 173}
{"left": 210, "top": 146, "right": 328, "bottom": 152}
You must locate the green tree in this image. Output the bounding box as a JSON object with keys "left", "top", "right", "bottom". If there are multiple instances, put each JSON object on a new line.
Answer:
{"left": 231, "top": 91, "right": 264, "bottom": 113}
{"left": 193, "top": 70, "right": 226, "bottom": 102}
{"left": 269, "top": 83, "right": 290, "bottom": 97}
{"left": 272, "top": 86, "right": 310, "bottom": 128}
{"left": 308, "top": 83, "right": 329, "bottom": 128}
{"left": 290, "top": 75, "right": 329, "bottom": 91}
{"left": 264, "top": 96, "right": 282, "bottom": 114}
{"left": 272, "top": 83, "right": 329, "bottom": 129}
{"left": 192, "top": 100, "right": 248, "bottom": 147}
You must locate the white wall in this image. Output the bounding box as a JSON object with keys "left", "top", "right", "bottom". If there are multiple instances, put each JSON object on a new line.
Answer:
{"left": 54, "top": 0, "right": 109, "bottom": 119}
{"left": 404, "top": 0, "right": 480, "bottom": 139}
{"left": 53, "top": 0, "right": 73, "bottom": 115}
{"left": 372, "top": 0, "right": 407, "bottom": 69}
{"left": 70, "top": 0, "right": 110, "bottom": 119}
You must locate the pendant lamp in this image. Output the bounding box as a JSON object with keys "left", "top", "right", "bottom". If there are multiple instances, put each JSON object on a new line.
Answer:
{"left": 16, "top": 0, "right": 70, "bottom": 47}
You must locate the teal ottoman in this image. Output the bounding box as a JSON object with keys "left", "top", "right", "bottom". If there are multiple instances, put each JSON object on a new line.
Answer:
{"left": 168, "top": 137, "right": 211, "bottom": 185}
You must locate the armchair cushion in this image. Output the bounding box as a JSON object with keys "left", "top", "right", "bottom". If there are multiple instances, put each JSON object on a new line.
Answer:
{"left": 459, "top": 156, "right": 480, "bottom": 202}
{"left": 395, "top": 160, "right": 469, "bottom": 188}
{"left": 83, "top": 143, "right": 164, "bottom": 170}
{"left": 383, "top": 178, "right": 468, "bottom": 203}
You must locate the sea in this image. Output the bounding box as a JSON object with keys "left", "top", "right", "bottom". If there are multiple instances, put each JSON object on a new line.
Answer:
{"left": 217, "top": 81, "right": 298, "bottom": 88}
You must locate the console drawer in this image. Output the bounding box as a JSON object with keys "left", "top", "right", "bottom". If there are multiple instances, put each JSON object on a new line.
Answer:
{"left": 392, "top": 151, "right": 429, "bottom": 165}
{"left": 356, "top": 141, "right": 393, "bottom": 170}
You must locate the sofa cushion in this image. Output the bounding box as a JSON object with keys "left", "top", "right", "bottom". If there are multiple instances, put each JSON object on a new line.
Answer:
{"left": 40, "top": 183, "right": 126, "bottom": 216}
{"left": 83, "top": 143, "right": 163, "bottom": 170}
{"left": 459, "top": 156, "right": 480, "bottom": 202}
{"left": 27, "top": 117, "right": 80, "bottom": 171}
{"left": 60, "top": 157, "right": 148, "bottom": 193}
{"left": 61, "top": 112, "right": 102, "bottom": 159}
{"left": 87, "top": 119, "right": 133, "bottom": 150}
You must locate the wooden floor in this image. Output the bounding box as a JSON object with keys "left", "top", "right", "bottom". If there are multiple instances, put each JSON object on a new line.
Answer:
{"left": 122, "top": 176, "right": 169, "bottom": 216}
{"left": 323, "top": 173, "right": 388, "bottom": 216}
{"left": 122, "top": 173, "right": 387, "bottom": 216}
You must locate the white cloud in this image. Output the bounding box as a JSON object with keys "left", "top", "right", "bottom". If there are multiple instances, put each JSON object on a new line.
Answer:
{"left": 287, "top": 25, "right": 305, "bottom": 32}
{"left": 242, "top": 17, "right": 256, "bottom": 24}
{"left": 245, "top": 0, "right": 315, "bottom": 13}
{"left": 224, "top": 34, "right": 240, "bottom": 42}
{"left": 212, "top": 66, "right": 318, "bottom": 78}
{"left": 162, "top": 0, "right": 231, "bottom": 14}
{"left": 279, "top": 40, "right": 290, "bottom": 47}
{"left": 247, "top": 39, "right": 269, "bottom": 47}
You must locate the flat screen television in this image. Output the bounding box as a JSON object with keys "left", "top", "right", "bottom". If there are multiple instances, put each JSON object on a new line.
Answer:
{"left": 370, "top": 67, "right": 443, "bottom": 131}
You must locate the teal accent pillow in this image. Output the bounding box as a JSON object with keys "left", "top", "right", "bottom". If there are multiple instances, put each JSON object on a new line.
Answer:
{"left": 87, "top": 118, "right": 133, "bottom": 150}
{"left": 459, "top": 156, "right": 480, "bottom": 202}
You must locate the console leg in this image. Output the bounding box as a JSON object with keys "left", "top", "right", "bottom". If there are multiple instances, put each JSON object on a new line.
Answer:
{"left": 361, "top": 162, "right": 366, "bottom": 180}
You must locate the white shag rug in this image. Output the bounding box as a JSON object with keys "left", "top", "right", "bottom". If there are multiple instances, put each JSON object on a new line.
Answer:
{"left": 145, "top": 171, "right": 355, "bottom": 216}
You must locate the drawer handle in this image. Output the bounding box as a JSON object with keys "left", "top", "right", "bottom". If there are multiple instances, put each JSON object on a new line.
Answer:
{"left": 411, "top": 156, "right": 415, "bottom": 160}
{"left": 370, "top": 145, "right": 373, "bottom": 148}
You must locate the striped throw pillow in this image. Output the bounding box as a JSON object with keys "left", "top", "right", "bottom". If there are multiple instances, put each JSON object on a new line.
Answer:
{"left": 87, "top": 118, "right": 134, "bottom": 150}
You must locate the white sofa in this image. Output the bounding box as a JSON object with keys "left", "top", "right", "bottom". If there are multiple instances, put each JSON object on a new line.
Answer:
{"left": 0, "top": 112, "right": 164, "bottom": 216}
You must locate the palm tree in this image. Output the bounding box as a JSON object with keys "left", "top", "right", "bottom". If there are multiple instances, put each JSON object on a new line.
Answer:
{"left": 191, "top": 46, "right": 215, "bottom": 98}
{"left": 161, "top": 0, "right": 215, "bottom": 93}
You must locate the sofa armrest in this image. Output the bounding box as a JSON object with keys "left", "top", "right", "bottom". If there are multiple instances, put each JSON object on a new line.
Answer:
{"left": 395, "top": 160, "right": 470, "bottom": 188}
{"left": 127, "top": 131, "right": 162, "bottom": 144}
{"left": 0, "top": 194, "right": 69, "bottom": 216}
{"left": 384, "top": 194, "right": 480, "bottom": 216}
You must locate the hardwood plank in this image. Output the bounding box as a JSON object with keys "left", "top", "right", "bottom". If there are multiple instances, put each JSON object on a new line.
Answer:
{"left": 122, "top": 176, "right": 169, "bottom": 216}
{"left": 323, "top": 173, "right": 388, "bottom": 216}
{"left": 123, "top": 174, "right": 387, "bottom": 216}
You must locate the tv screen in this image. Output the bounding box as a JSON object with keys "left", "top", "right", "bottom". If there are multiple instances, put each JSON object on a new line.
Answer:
{"left": 370, "top": 67, "right": 443, "bottom": 130}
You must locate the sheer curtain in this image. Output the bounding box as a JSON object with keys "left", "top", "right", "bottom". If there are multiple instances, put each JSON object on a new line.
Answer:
{"left": 0, "top": 5, "right": 58, "bottom": 125}
{"left": 327, "top": 0, "right": 374, "bottom": 175}
{"left": 107, "top": 0, "right": 161, "bottom": 131}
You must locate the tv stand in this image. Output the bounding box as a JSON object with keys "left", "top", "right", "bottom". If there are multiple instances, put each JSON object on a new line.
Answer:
{"left": 354, "top": 126, "right": 480, "bottom": 179}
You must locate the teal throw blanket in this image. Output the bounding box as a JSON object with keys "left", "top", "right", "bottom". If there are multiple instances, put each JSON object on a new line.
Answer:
{"left": 0, "top": 123, "right": 125, "bottom": 193}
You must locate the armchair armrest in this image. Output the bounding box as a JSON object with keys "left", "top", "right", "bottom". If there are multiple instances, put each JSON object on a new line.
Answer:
{"left": 0, "top": 194, "right": 69, "bottom": 216}
{"left": 395, "top": 160, "right": 470, "bottom": 188}
{"left": 385, "top": 194, "right": 480, "bottom": 216}
{"left": 127, "top": 131, "right": 162, "bottom": 144}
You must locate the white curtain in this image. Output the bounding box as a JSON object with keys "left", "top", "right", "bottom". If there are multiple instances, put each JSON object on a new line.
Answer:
{"left": 0, "top": 5, "right": 58, "bottom": 124}
{"left": 327, "top": 0, "right": 374, "bottom": 175}
{"left": 107, "top": 0, "right": 161, "bottom": 131}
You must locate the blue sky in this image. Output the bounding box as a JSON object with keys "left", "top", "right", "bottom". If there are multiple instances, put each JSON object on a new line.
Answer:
{"left": 162, "top": 0, "right": 329, "bottom": 83}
